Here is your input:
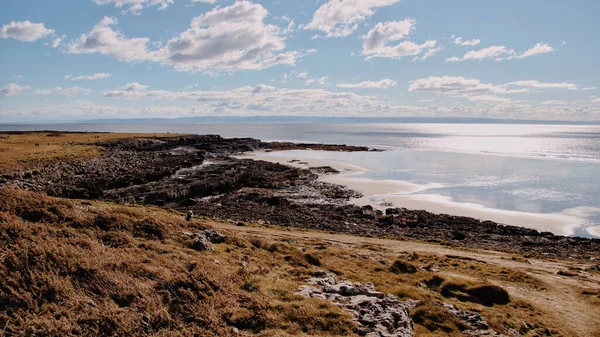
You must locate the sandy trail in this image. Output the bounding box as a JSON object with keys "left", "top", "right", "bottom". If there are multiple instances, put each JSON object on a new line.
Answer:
{"left": 211, "top": 221, "right": 600, "bottom": 337}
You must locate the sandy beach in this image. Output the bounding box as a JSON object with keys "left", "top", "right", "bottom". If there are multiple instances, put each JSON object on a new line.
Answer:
{"left": 238, "top": 151, "right": 598, "bottom": 236}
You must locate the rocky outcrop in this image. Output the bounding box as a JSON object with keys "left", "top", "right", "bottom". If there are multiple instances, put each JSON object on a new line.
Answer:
{"left": 297, "top": 271, "right": 416, "bottom": 337}
{"left": 443, "top": 303, "right": 516, "bottom": 337}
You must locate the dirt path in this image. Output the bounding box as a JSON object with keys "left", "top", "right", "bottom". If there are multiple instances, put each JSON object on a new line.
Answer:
{"left": 210, "top": 222, "right": 600, "bottom": 337}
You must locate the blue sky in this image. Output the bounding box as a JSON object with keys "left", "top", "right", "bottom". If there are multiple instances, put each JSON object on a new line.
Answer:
{"left": 1, "top": 0, "right": 599, "bottom": 122}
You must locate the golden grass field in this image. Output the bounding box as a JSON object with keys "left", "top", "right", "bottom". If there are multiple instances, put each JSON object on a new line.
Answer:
{"left": 1, "top": 186, "right": 599, "bottom": 336}
{"left": 0, "top": 133, "right": 599, "bottom": 336}
{"left": 0, "top": 132, "right": 182, "bottom": 173}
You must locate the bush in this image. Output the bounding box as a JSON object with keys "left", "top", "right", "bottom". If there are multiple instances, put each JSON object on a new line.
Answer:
{"left": 466, "top": 284, "right": 510, "bottom": 306}
{"left": 440, "top": 280, "right": 510, "bottom": 306}
{"left": 424, "top": 275, "right": 445, "bottom": 289}
{"left": 389, "top": 260, "right": 417, "bottom": 274}
{"left": 304, "top": 253, "right": 321, "bottom": 267}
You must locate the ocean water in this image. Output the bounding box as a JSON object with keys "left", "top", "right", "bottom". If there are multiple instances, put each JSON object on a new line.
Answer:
{"left": 2, "top": 123, "right": 599, "bottom": 237}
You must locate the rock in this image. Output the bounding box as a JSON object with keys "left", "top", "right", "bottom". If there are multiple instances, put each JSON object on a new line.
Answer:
{"left": 452, "top": 231, "right": 467, "bottom": 240}
{"left": 443, "top": 303, "right": 509, "bottom": 336}
{"left": 191, "top": 235, "right": 211, "bottom": 251}
{"left": 297, "top": 272, "right": 414, "bottom": 337}
{"left": 421, "top": 264, "right": 440, "bottom": 272}
{"left": 557, "top": 270, "right": 578, "bottom": 277}
{"left": 378, "top": 215, "right": 395, "bottom": 227}
{"left": 203, "top": 229, "right": 226, "bottom": 243}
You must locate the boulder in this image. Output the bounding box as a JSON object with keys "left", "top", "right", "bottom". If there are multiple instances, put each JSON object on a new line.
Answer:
{"left": 191, "top": 235, "right": 212, "bottom": 251}
{"left": 378, "top": 215, "right": 395, "bottom": 227}
{"left": 203, "top": 229, "right": 226, "bottom": 243}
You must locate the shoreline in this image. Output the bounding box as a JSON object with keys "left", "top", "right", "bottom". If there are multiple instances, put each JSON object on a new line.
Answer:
{"left": 3, "top": 132, "right": 598, "bottom": 261}
{"left": 238, "top": 151, "right": 598, "bottom": 237}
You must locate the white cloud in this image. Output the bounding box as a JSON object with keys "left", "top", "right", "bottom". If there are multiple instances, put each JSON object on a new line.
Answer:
{"left": 281, "top": 17, "right": 295, "bottom": 35}
{"left": 463, "top": 45, "right": 515, "bottom": 61}
{"left": 101, "top": 82, "right": 422, "bottom": 116}
{"left": 304, "top": 0, "right": 399, "bottom": 38}
{"left": 503, "top": 80, "right": 576, "bottom": 91}
{"left": 50, "top": 35, "right": 65, "bottom": 48}
{"left": 297, "top": 72, "right": 308, "bottom": 79}
{"left": 362, "top": 19, "right": 438, "bottom": 60}
{"left": 304, "top": 76, "right": 329, "bottom": 86}
{"left": 68, "top": 3, "right": 304, "bottom": 73}
{"left": 410, "top": 76, "right": 578, "bottom": 99}
{"left": 67, "top": 16, "right": 154, "bottom": 62}
{"left": 419, "top": 45, "right": 444, "bottom": 61}
{"left": 0, "top": 83, "right": 31, "bottom": 97}
{"left": 92, "top": 0, "right": 175, "bottom": 15}
{"left": 409, "top": 76, "right": 583, "bottom": 111}
{"left": 155, "top": 1, "right": 298, "bottom": 73}
{"left": 337, "top": 79, "right": 397, "bottom": 89}
{"left": 592, "top": 98, "right": 600, "bottom": 104}
{"left": 408, "top": 76, "right": 523, "bottom": 95}
{"left": 7, "top": 84, "right": 600, "bottom": 121}
{"left": 34, "top": 86, "right": 91, "bottom": 97}
{"left": 0, "top": 21, "right": 54, "bottom": 42}
{"left": 517, "top": 42, "right": 554, "bottom": 59}
{"left": 541, "top": 100, "right": 568, "bottom": 105}
{"left": 104, "top": 82, "right": 149, "bottom": 97}
{"left": 453, "top": 36, "right": 480, "bottom": 46}
{"left": 452, "top": 42, "right": 555, "bottom": 62}
{"left": 9, "top": 75, "right": 25, "bottom": 80}
{"left": 65, "top": 73, "right": 112, "bottom": 81}
{"left": 463, "top": 95, "right": 512, "bottom": 103}
{"left": 582, "top": 87, "right": 596, "bottom": 91}
{"left": 363, "top": 19, "right": 415, "bottom": 51}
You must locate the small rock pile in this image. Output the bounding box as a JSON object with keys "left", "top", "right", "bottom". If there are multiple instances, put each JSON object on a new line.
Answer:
{"left": 184, "top": 229, "right": 227, "bottom": 251}
{"left": 443, "top": 303, "right": 515, "bottom": 337}
{"left": 297, "top": 271, "right": 416, "bottom": 337}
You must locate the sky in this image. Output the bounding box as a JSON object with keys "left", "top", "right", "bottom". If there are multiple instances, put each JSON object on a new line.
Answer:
{"left": 0, "top": 0, "right": 599, "bottom": 122}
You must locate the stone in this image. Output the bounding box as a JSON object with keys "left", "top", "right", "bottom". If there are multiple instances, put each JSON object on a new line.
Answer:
{"left": 443, "top": 303, "right": 509, "bottom": 337}
{"left": 452, "top": 231, "right": 467, "bottom": 240}
{"left": 203, "top": 229, "right": 226, "bottom": 243}
{"left": 191, "top": 235, "right": 211, "bottom": 251}
{"left": 297, "top": 272, "right": 414, "bottom": 337}
{"left": 378, "top": 215, "right": 395, "bottom": 227}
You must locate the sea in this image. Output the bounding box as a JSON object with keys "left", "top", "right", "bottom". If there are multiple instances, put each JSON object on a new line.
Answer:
{"left": 2, "top": 122, "right": 599, "bottom": 238}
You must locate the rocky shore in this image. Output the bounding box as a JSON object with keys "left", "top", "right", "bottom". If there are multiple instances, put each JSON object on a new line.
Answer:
{"left": 2, "top": 134, "right": 598, "bottom": 261}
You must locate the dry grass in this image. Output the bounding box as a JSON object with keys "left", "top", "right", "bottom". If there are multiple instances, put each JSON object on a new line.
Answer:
{"left": 0, "top": 187, "right": 595, "bottom": 336}
{"left": 300, "top": 247, "right": 579, "bottom": 336}
{"left": 0, "top": 187, "right": 356, "bottom": 336}
{"left": 0, "top": 132, "right": 181, "bottom": 173}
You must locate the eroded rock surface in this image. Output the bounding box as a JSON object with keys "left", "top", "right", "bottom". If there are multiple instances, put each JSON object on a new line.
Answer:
{"left": 297, "top": 272, "right": 416, "bottom": 337}
{"left": 443, "top": 303, "right": 516, "bottom": 337}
